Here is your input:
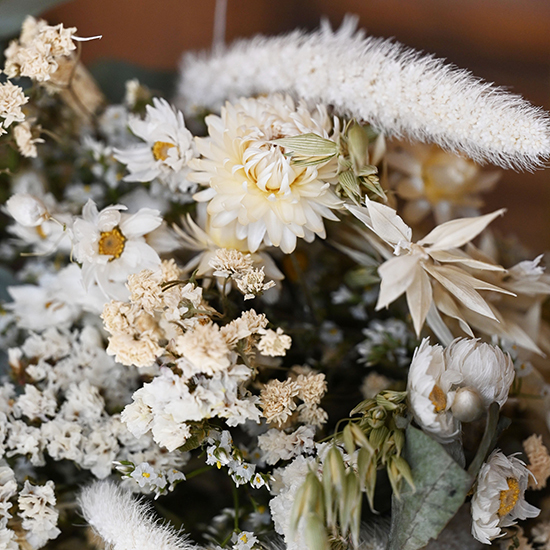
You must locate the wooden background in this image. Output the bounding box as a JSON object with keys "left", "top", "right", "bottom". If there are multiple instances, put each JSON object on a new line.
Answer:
{"left": 44, "top": 0, "right": 550, "bottom": 254}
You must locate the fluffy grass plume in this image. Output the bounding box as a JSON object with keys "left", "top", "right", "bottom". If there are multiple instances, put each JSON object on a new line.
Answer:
{"left": 79, "top": 481, "right": 200, "bottom": 550}
{"left": 178, "top": 17, "right": 550, "bottom": 171}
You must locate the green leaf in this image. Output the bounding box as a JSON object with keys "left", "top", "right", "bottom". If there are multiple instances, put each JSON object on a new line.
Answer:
{"left": 273, "top": 133, "right": 338, "bottom": 158}
{"left": 0, "top": 0, "right": 72, "bottom": 40}
{"left": 89, "top": 59, "right": 177, "bottom": 103}
{"left": 388, "top": 425, "right": 473, "bottom": 550}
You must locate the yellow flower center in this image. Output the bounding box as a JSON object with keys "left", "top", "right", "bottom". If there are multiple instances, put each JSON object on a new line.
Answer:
{"left": 36, "top": 224, "right": 47, "bottom": 239}
{"left": 429, "top": 384, "right": 447, "bottom": 413}
{"left": 152, "top": 141, "right": 175, "bottom": 161}
{"left": 240, "top": 533, "right": 248, "bottom": 543}
{"left": 98, "top": 226, "right": 126, "bottom": 260}
{"left": 142, "top": 472, "right": 151, "bottom": 479}
{"left": 498, "top": 477, "right": 520, "bottom": 517}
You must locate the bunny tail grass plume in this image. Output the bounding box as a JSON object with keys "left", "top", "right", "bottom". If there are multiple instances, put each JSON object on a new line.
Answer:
{"left": 78, "top": 481, "right": 201, "bottom": 550}
{"left": 178, "top": 16, "right": 550, "bottom": 171}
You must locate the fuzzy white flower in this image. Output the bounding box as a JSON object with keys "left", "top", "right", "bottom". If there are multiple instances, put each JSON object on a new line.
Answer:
{"left": 79, "top": 481, "right": 198, "bottom": 550}
{"left": 179, "top": 18, "right": 550, "bottom": 170}
{"left": 114, "top": 98, "right": 197, "bottom": 194}
{"left": 407, "top": 338, "right": 461, "bottom": 443}
{"left": 349, "top": 197, "right": 511, "bottom": 337}
{"left": 72, "top": 199, "right": 162, "bottom": 302}
{"left": 471, "top": 450, "right": 539, "bottom": 544}
{"left": 5, "top": 193, "right": 49, "bottom": 227}
{"left": 190, "top": 94, "right": 342, "bottom": 254}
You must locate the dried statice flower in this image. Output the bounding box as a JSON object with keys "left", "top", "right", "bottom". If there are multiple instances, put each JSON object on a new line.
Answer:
{"left": 235, "top": 267, "right": 276, "bottom": 300}
{"left": 179, "top": 18, "right": 550, "bottom": 170}
{"left": 13, "top": 120, "right": 44, "bottom": 158}
{"left": 209, "top": 248, "right": 254, "bottom": 278}
{"left": 0, "top": 81, "right": 27, "bottom": 131}
{"left": 260, "top": 379, "right": 300, "bottom": 426}
{"left": 257, "top": 328, "right": 292, "bottom": 357}
{"left": 523, "top": 434, "right": 550, "bottom": 490}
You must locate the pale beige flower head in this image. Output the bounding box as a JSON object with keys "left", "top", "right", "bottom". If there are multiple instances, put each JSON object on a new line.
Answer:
{"left": 523, "top": 434, "right": 550, "bottom": 490}
{"left": 0, "top": 81, "right": 28, "bottom": 129}
{"left": 209, "top": 248, "right": 254, "bottom": 278}
{"left": 257, "top": 327, "right": 292, "bottom": 357}
{"left": 14, "top": 121, "right": 44, "bottom": 158}
{"left": 190, "top": 93, "right": 342, "bottom": 254}
{"left": 387, "top": 141, "right": 499, "bottom": 225}
{"left": 260, "top": 379, "right": 300, "bottom": 426}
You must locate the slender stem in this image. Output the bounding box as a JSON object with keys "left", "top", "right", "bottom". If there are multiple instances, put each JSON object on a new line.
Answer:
{"left": 232, "top": 482, "right": 240, "bottom": 532}
{"left": 212, "top": 0, "right": 228, "bottom": 52}
{"left": 184, "top": 465, "right": 214, "bottom": 480}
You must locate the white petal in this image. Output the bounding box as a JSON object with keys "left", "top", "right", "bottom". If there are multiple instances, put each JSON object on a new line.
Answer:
{"left": 406, "top": 267, "right": 433, "bottom": 336}
{"left": 376, "top": 254, "right": 421, "bottom": 310}
{"left": 419, "top": 209, "right": 505, "bottom": 251}
{"left": 365, "top": 197, "right": 412, "bottom": 246}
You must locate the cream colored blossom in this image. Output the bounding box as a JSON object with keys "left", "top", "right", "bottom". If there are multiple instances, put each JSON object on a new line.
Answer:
{"left": 0, "top": 81, "right": 27, "bottom": 130}
{"left": 348, "top": 197, "right": 512, "bottom": 336}
{"left": 471, "top": 450, "right": 539, "bottom": 544}
{"left": 523, "top": 434, "right": 550, "bottom": 490}
{"left": 106, "top": 332, "right": 163, "bottom": 368}
{"left": 235, "top": 267, "right": 276, "bottom": 300}
{"left": 220, "top": 309, "right": 268, "bottom": 346}
{"left": 101, "top": 300, "right": 138, "bottom": 334}
{"left": 5, "top": 193, "right": 49, "bottom": 227}
{"left": 257, "top": 328, "right": 292, "bottom": 357}
{"left": 260, "top": 379, "right": 300, "bottom": 426}
{"left": 296, "top": 403, "right": 328, "bottom": 427}
{"left": 295, "top": 373, "right": 327, "bottom": 405}
{"left": 387, "top": 141, "right": 499, "bottom": 225}
{"left": 209, "top": 248, "right": 254, "bottom": 278}
{"left": 190, "top": 93, "right": 342, "bottom": 254}
{"left": 126, "top": 269, "right": 164, "bottom": 313}
{"left": 173, "top": 322, "right": 231, "bottom": 376}
{"left": 160, "top": 258, "right": 182, "bottom": 282}
{"left": 14, "top": 121, "right": 44, "bottom": 158}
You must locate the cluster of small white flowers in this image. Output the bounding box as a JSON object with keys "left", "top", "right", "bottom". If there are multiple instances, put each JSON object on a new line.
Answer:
{"left": 407, "top": 338, "right": 515, "bottom": 443}
{"left": 114, "top": 460, "right": 185, "bottom": 499}
{"left": 258, "top": 425, "right": 316, "bottom": 465}
{"left": 209, "top": 248, "right": 277, "bottom": 300}
{"left": 17, "top": 480, "right": 60, "bottom": 548}
{"left": 260, "top": 369, "right": 328, "bottom": 427}
{"left": 0, "top": 462, "right": 18, "bottom": 549}
{"left": 4, "top": 16, "right": 76, "bottom": 82}
{"left": 205, "top": 431, "right": 269, "bottom": 489}
{"left": 357, "top": 318, "right": 413, "bottom": 368}
{"left": 13, "top": 121, "right": 44, "bottom": 158}
{"left": 0, "top": 81, "right": 27, "bottom": 135}
{"left": 257, "top": 328, "right": 292, "bottom": 357}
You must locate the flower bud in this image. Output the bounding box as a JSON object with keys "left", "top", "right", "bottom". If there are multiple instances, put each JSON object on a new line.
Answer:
{"left": 6, "top": 193, "right": 49, "bottom": 226}
{"left": 451, "top": 386, "right": 484, "bottom": 423}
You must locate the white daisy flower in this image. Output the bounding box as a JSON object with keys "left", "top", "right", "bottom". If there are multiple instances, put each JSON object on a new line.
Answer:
{"left": 471, "top": 450, "right": 539, "bottom": 544}
{"left": 72, "top": 199, "right": 162, "bottom": 302}
{"left": 407, "top": 338, "right": 461, "bottom": 443}
{"left": 189, "top": 93, "right": 342, "bottom": 254}
{"left": 114, "top": 97, "right": 197, "bottom": 194}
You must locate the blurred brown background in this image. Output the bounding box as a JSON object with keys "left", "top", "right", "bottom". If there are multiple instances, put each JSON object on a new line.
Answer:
{"left": 44, "top": 0, "right": 550, "bottom": 254}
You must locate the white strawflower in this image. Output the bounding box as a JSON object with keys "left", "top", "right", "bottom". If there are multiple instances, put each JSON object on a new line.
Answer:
{"left": 190, "top": 93, "right": 342, "bottom": 254}
{"left": 5, "top": 193, "right": 49, "bottom": 227}
{"left": 72, "top": 199, "right": 162, "bottom": 302}
{"left": 179, "top": 18, "right": 550, "bottom": 170}
{"left": 445, "top": 338, "right": 515, "bottom": 409}
{"left": 79, "top": 481, "right": 200, "bottom": 550}
{"left": 471, "top": 450, "right": 539, "bottom": 544}
{"left": 407, "top": 338, "right": 461, "bottom": 443}
{"left": 114, "top": 98, "right": 197, "bottom": 194}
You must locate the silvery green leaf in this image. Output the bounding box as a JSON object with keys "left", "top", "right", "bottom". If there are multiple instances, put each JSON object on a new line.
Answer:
{"left": 290, "top": 154, "right": 336, "bottom": 167}
{"left": 338, "top": 170, "right": 361, "bottom": 199}
{"left": 0, "top": 0, "right": 71, "bottom": 39}
{"left": 388, "top": 426, "right": 473, "bottom": 550}
{"left": 347, "top": 123, "right": 370, "bottom": 169}
{"left": 304, "top": 512, "right": 329, "bottom": 550}
{"left": 357, "top": 165, "right": 378, "bottom": 177}
{"left": 273, "top": 133, "right": 338, "bottom": 157}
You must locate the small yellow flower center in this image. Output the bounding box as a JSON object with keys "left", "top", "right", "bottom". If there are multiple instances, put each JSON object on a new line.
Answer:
{"left": 36, "top": 224, "right": 47, "bottom": 239}
{"left": 98, "top": 226, "right": 126, "bottom": 260}
{"left": 498, "top": 477, "right": 520, "bottom": 517}
{"left": 429, "top": 384, "right": 447, "bottom": 413}
{"left": 240, "top": 533, "right": 248, "bottom": 543}
{"left": 152, "top": 141, "right": 175, "bottom": 161}
{"left": 142, "top": 472, "right": 151, "bottom": 479}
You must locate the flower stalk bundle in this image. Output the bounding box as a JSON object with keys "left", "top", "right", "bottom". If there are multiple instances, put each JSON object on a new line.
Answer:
{"left": 1, "top": 13, "right": 550, "bottom": 550}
